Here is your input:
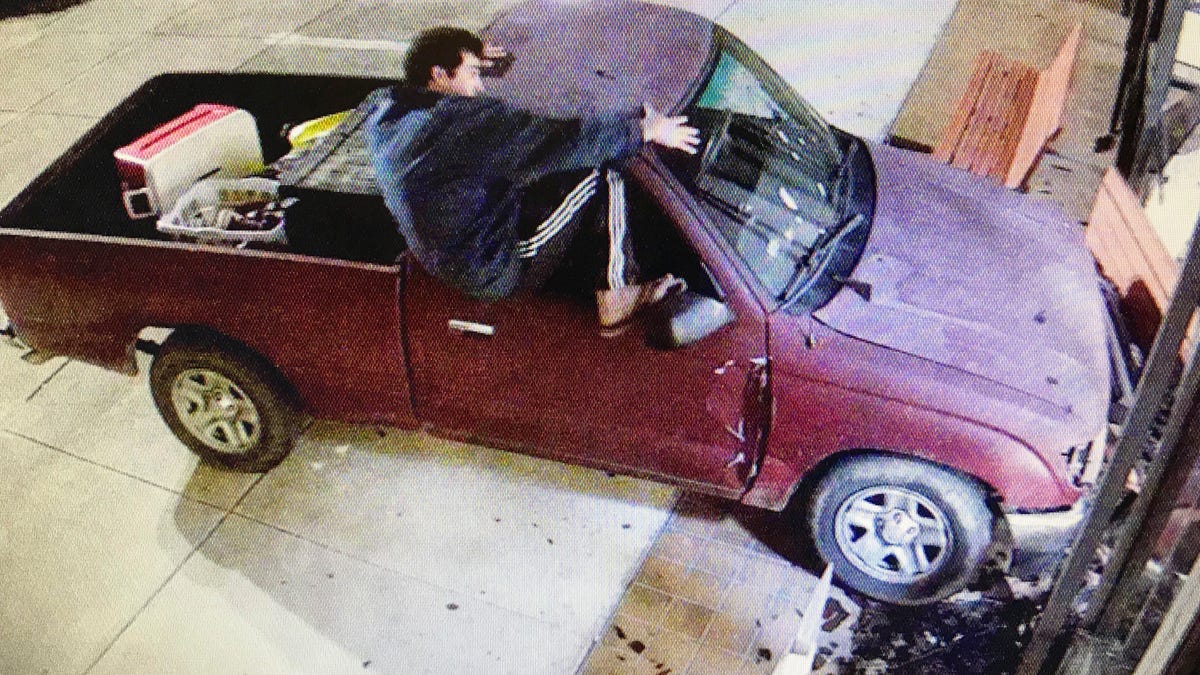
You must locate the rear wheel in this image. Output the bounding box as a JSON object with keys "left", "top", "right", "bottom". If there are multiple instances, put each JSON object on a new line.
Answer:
{"left": 807, "top": 455, "right": 994, "bottom": 604}
{"left": 149, "top": 333, "right": 300, "bottom": 472}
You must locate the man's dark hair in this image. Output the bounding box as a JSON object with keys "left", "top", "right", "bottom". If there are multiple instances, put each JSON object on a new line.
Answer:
{"left": 404, "top": 27, "right": 484, "bottom": 86}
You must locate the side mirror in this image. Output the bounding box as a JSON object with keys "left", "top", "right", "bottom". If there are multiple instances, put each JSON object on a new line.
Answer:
{"left": 647, "top": 291, "right": 734, "bottom": 349}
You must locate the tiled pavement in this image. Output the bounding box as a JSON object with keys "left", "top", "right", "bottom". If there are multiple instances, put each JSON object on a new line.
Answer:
{"left": 0, "top": 0, "right": 1073, "bottom": 673}
{"left": 581, "top": 495, "right": 859, "bottom": 675}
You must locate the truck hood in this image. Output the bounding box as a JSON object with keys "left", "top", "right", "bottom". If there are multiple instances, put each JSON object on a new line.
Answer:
{"left": 813, "top": 143, "right": 1110, "bottom": 413}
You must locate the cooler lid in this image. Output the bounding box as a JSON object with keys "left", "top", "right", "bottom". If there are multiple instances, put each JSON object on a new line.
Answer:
{"left": 114, "top": 104, "right": 239, "bottom": 160}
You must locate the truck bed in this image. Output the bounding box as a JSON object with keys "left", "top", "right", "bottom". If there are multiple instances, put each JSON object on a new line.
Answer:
{"left": 0, "top": 73, "right": 395, "bottom": 250}
{"left": 0, "top": 73, "right": 417, "bottom": 428}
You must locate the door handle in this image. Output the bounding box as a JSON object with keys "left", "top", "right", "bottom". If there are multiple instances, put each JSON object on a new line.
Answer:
{"left": 448, "top": 319, "right": 495, "bottom": 337}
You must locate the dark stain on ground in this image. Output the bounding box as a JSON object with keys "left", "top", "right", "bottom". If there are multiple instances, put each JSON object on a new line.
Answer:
{"left": 823, "top": 597, "right": 851, "bottom": 632}
{"left": 843, "top": 585, "right": 1040, "bottom": 674}
{"left": 813, "top": 646, "right": 834, "bottom": 670}
{"left": 608, "top": 625, "right": 675, "bottom": 673}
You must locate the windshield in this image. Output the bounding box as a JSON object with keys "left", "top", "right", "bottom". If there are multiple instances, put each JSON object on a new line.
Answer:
{"left": 668, "top": 32, "right": 872, "bottom": 306}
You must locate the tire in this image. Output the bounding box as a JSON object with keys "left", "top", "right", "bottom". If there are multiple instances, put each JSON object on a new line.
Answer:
{"left": 149, "top": 332, "right": 300, "bottom": 472}
{"left": 807, "top": 455, "right": 994, "bottom": 605}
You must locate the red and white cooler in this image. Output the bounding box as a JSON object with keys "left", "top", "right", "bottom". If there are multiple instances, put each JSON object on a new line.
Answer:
{"left": 114, "top": 104, "right": 264, "bottom": 219}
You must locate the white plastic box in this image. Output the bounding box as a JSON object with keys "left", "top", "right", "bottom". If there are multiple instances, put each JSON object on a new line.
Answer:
{"left": 114, "top": 104, "right": 264, "bottom": 219}
{"left": 156, "top": 177, "right": 288, "bottom": 246}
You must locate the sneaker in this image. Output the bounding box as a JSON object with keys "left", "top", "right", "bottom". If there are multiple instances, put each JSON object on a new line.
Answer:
{"left": 596, "top": 274, "right": 687, "bottom": 337}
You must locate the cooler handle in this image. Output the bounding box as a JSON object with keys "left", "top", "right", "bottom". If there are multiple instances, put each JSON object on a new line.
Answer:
{"left": 122, "top": 187, "right": 158, "bottom": 219}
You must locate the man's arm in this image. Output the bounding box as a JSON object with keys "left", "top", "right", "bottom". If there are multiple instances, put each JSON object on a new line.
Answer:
{"left": 503, "top": 103, "right": 699, "bottom": 185}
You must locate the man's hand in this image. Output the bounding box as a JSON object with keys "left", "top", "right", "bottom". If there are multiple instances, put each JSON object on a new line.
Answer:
{"left": 480, "top": 41, "right": 513, "bottom": 78}
{"left": 641, "top": 103, "right": 700, "bottom": 155}
{"left": 482, "top": 41, "right": 508, "bottom": 62}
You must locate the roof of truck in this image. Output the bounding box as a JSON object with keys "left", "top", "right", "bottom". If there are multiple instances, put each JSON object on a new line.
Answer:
{"left": 481, "top": 0, "right": 715, "bottom": 118}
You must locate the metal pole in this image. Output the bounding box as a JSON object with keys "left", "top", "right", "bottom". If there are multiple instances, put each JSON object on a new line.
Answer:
{"left": 1126, "top": 0, "right": 1190, "bottom": 187}
{"left": 1016, "top": 218, "right": 1200, "bottom": 675}
{"left": 1131, "top": 552, "right": 1200, "bottom": 675}
{"left": 1111, "top": 0, "right": 1155, "bottom": 137}
{"left": 1088, "top": 357, "right": 1200, "bottom": 633}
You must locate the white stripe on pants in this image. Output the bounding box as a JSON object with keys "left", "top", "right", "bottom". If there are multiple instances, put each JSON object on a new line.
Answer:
{"left": 606, "top": 170, "right": 627, "bottom": 289}
{"left": 516, "top": 170, "right": 599, "bottom": 258}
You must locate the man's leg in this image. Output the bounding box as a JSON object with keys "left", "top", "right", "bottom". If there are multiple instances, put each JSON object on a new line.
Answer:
{"left": 516, "top": 168, "right": 682, "bottom": 332}
{"left": 593, "top": 170, "right": 684, "bottom": 333}
{"left": 515, "top": 169, "right": 600, "bottom": 291}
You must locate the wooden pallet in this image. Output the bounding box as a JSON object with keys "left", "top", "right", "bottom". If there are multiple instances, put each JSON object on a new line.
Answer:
{"left": 933, "top": 24, "right": 1082, "bottom": 188}
{"left": 1086, "top": 167, "right": 1183, "bottom": 353}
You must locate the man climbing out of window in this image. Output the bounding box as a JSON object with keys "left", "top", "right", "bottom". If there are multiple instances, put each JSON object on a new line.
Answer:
{"left": 366, "top": 27, "right": 701, "bottom": 335}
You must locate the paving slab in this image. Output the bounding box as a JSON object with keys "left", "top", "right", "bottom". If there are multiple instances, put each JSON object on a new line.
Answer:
{"left": 1, "top": 357, "right": 262, "bottom": 510}
{"left": 89, "top": 512, "right": 584, "bottom": 675}
{"left": 0, "top": 11, "right": 54, "bottom": 60}
{"left": 0, "top": 311, "right": 66, "bottom": 419}
{"left": 40, "top": 0, "right": 199, "bottom": 35}
{"left": 717, "top": 0, "right": 958, "bottom": 141}
{"left": 579, "top": 493, "right": 861, "bottom": 674}
{"left": 0, "top": 30, "right": 131, "bottom": 112}
{"left": 299, "top": 0, "right": 519, "bottom": 40}
{"left": 234, "top": 422, "right": 676, "bottom": 630}
{"left": 239, "top": 42, "right": 408, "bottom": 79}
{"left": 0, "top": 111, "right": 96, "bottom": 208}
{"left": 0, "top": 431, "right": 224, "bottom": 675}
{"left": 153, "top": 0, "right": 342, "bottom": 38}
{"left": 34, "top": 35, "right": 264, "bottom": 116}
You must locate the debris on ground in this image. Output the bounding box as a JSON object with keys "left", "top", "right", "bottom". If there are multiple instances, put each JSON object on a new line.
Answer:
{"left": 840, "top": 581, "right": 1040, "bottom": 674}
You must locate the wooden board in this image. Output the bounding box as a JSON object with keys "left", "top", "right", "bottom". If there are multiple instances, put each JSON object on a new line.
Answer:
{"left": 1086, "top": 167, "right": 1183, "bottom": 352}
{"left": 933, "top": 23, "right": 1082, "bottom": 189}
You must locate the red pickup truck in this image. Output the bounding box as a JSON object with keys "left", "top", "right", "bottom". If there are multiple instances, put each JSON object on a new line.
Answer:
{"left": 0, "top": 0, "right": 1119, "bottom": 605}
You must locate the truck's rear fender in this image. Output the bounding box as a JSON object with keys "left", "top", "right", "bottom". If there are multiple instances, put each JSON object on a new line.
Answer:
{"left": 0, "top": 230, "right": 416, "bottom": 428}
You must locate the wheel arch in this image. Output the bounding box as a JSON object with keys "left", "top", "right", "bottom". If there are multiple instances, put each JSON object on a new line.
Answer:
{"left": 149, "top": 324, "right": 302, "bottom": 409}
{"left": 745, "top": 420, "right": 1076, "bottom": 513}
{"left": 800, "top": 449, "right": 1005, "bottom": 604}
{"left": 785, "top": 448, "right": 1003, "bottom": 515}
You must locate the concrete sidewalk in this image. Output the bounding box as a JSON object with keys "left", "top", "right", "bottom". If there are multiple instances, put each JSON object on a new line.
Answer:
{"left": 0, "top": 1, "right": 959, "bottom": 673}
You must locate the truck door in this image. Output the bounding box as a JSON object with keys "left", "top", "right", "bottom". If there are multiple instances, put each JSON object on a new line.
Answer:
{"left": 402, "top": 169, "right": 769, "bottom": 496}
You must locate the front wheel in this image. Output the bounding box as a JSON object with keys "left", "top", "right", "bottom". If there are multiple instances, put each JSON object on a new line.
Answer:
{"left": 149, "top": 333, "right": 301, "bottom": 472}
{"left": 807, "top": 455, "right": 995, "bottom": 605}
